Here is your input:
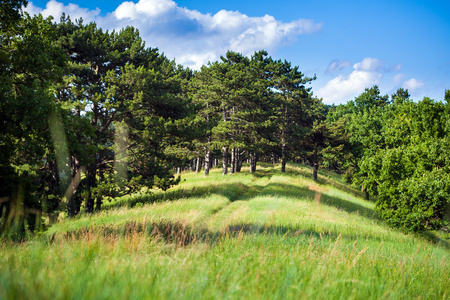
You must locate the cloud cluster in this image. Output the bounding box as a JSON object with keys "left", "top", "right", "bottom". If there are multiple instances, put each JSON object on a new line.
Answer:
{"left": 325, "top": 59, "right": 351, "bottom": 74}
{"left": 317, "top": 57, "right": 423, "bottom": 104}
{"left": 26, "top": 0, "right": 322, "bottom": 69}
{"left": 317, "top": 58, "right": 384, "bottom": 104}
{"left": 393, "top": 74, "right": 423, "bottom": 92}
{"left": 25, "top": 0, "right": 101, "bottom": 23}
{"left": 402, "top": 78, "right": 424, "bottom": 91}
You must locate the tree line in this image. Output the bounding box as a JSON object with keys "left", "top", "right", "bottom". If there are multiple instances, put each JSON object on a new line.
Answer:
{"left": 1, "top": 2, "right": 449, "bottom": 237}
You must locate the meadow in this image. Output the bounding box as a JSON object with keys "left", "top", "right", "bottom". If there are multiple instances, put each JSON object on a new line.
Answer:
{"left": 1, "top": 164, "right": 449, "bottom": 299}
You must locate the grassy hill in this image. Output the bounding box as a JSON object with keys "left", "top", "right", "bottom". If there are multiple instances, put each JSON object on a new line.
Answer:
{"left": 1, "top": 164, "right": 449, "bottom": 299}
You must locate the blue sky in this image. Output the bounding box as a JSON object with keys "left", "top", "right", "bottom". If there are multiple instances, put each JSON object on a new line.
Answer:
{"left": 25, "top": 0, "right": 450, "bottom": 104}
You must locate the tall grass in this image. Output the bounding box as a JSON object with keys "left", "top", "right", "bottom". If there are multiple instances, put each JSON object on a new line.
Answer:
{"left": 1, "top": 163, "right": 449, "bottom": 299}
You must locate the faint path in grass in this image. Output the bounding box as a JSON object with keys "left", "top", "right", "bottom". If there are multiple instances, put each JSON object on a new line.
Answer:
{"left": 167, "top": 163, "right": 383, "bottom": 233}
{"left": 198, "top": 169, "right": 274, "bottom": 227}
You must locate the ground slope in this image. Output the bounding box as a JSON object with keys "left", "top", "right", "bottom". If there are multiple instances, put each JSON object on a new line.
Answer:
{"left": 1, "top": 164, "right": 449, "bottom": 299}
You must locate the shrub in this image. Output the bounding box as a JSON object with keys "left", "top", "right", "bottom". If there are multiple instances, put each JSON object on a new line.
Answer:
{"left": 376, "top": 168, "right": 450, "bottom": 232}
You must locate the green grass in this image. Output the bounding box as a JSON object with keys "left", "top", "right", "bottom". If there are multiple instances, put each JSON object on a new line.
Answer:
{"left": 1, "top": 163, "right": 449, "bottom": 299}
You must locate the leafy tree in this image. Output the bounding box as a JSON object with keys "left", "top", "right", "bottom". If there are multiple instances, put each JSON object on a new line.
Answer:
{"left": 301, "top": 120, "right": 329, "bottom": 181}
{"left": 321, "top": 115, "right": 354, "bottom": 178}
{"left": 353, "top": 85, "right": 390, "bottom": 111}
{"left": 189, "top": 62, "right": 223, "bottom": 176}
{"left": 299, "top": 101, "right": 347, "bottom": 182}
{"left": 1, "top": 6, "right": 66, "bottom": 235}
{"left": 357, "top": 96, "right": 450, "bottom": 231}
{"left": 326, "top": 86, "right": 393, "bottom": 194}
{"left": 0, "top": 0, "right": 27, "bottom": 30}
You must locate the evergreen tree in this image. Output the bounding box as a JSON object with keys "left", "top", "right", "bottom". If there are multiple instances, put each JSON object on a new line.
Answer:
{"left": 271, "top": 60, "right": 316, "bottom": 173}
{"left": 55, "top": 17, "right": 188, "bottom": 213}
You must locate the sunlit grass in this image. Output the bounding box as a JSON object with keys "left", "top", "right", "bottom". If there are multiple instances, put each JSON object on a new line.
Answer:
{"left": 1, "top": 163, "right": 449, "bottom": 299}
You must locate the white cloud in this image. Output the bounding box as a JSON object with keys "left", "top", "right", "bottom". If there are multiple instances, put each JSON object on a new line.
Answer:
{"left": 393, "top": 63, "right": 402, "bottom": 71}
{"left": 325, "top": 59, "right": 351, "bottom": 74}
{"left": 25, "top": 0, "right": 100, "bottom": 23}
{"left": 403, "top": 78, "right": 424, "bottom": 91}
{"left": 353, "top": 57, "right": 384, "bottom": 72}
{"left": 114, "top": 0, "right": 177, "bottom": 20}
{"left": 26, "top": 0, "right": 322, "bottom": 69}
{"left": 317, "top": 58, "right": 384, "bottom": 104}
{"left": 177, "top": 52, "right": 218, "bottom": 70}
{"left": 22, "top": 1, "right": 42, "bottom": 15}
{"left": 393, "top": 73, "right": 406, "bottom": 83}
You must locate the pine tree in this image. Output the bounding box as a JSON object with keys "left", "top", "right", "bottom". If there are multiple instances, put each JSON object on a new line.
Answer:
{"left": 55, "top": 17, "right": 188, "bottom": 213}
{"left": 271, "top": 60, "right": 316, "bottom": 173}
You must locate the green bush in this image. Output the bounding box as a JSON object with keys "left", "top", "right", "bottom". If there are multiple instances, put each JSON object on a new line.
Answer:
{"left": 376, "top": 168, "right": 450, "bottom": 232}
{"left": 359, "top": 145, "right": 450, "bottom": 232}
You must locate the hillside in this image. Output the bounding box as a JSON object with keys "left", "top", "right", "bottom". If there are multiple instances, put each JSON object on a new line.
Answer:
{"left": 1, "top": 164, "right": 449, "bottom": 299}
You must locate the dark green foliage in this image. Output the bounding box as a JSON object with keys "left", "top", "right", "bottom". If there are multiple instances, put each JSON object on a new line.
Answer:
{"left": 53, "top": 17, "right": 191, "bottom": 213}
{"left": 361, "top": 139, "right": 450, "bottom": 231}
{"left": 0, "top": 5, "right": 67, "bottom": 237}
{"left": 330, "top": 87, "right": 450, "bottom": 231}
{"left": 0, "top": 0, "right": 27, "bottom": 30}
{"left": 384, "top": 169, "right": 450, "bottom": 231}
{"left": 188, "top": 50, "right": 322, "bottom": 176}
{"left": 189, "top": 50, "right": 283, "bottom": 175}
{"left": 271, "top": 59, "right": 318, "bottom": 173}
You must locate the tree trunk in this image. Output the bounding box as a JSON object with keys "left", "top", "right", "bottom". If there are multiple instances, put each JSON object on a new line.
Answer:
{"left": 86, "top": 106, "right": 99, "bottom": 213}
{"left": 361, "top": 185, "right": 370, "bottom": 201}
{"left": 236, "top": 148, "right": 242, "bottom": 172}
{"left": 313, "top": 162, "right": 319, "bottom": 182}
{"left": 204, "top": 141, "right": 211, "bottom": 177}
{"left": 196, "top": 156, "right": 201, "bottom": 173}
{"left": 204, "top": 102, "right": 211, "bottom": 176}
{"left": 68, "top": 194, "right": 81, "bottom": 217}
{"left": 222, "top": 146, "right": 228, "bottom": 175}
{"left": 95, "top": 197, "right": 102, "bottom": 212}
{"left": 66, "top": 161, "right": 82, "bottom": 217}
{"left": 86, "top": 192, "right": 94, "bottom": 213}
{"left": 281, "top": 138, "right": 286, "bottom": 173}
{"left": 85, "top": 163, "right": 96, "bottom": 213}
{"left": 281, "top": 102, "right": 288, "bottom": 173}
{"left": 250, "top": 152, "right": 257, "bottom": 173}
{"left": 230, "top": 147, "right": 236, "bottom": 174}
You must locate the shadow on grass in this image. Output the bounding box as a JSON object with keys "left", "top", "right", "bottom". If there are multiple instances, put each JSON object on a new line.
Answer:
{"left": 48, "top": 163, "right": 450, "bottom": 250}
{"left": 244, "top": 182, "right": 379, "bottom": 221}
{"left": 100, "top": 163, "right": 370, "bottom": 213}
{"left": 46, "top": 219, "right": 353, "bottom": 247}
{"left": 101, "top": 169, "right": 378, "bottom": 223}
{"left": 46, "top": 219, "right": 450, "bottom": 250}
{"left": 102, "top": 165, "right": 282, "bottom": 210}
{"left": 284, "top": 164, "right": 370, "bottom": 201}
{"left": 248, "top": 167, "right": 279, "bottom": 179}
{"left": 418, "top": 231, "right": 450, "bottom": 250}
{"left": 102, "top": 181, "right": 249, "bottom": 210}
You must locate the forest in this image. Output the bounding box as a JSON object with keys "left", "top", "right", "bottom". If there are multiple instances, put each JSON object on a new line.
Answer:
{"left": 1, "top": 1, "right": 450, "bottom": 240}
